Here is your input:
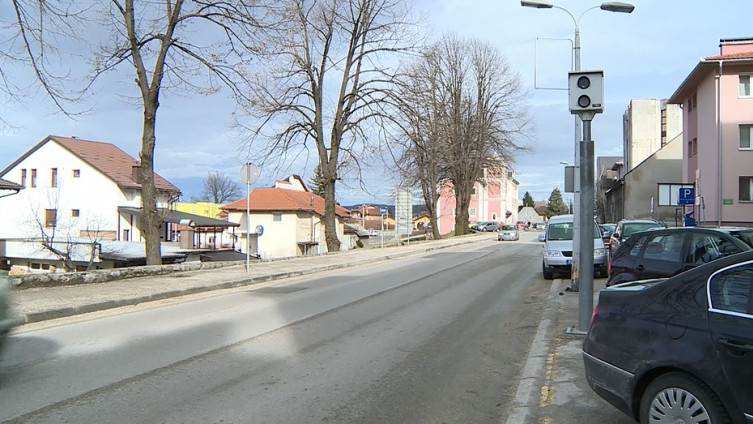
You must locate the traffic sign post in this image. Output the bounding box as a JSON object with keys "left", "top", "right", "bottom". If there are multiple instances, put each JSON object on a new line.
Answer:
{"left": 241, "top": 163, "right": 259, "bottom": 273}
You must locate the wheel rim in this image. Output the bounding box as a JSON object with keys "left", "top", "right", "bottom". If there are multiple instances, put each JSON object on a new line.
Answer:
{"left": 649, "top": 387, "right": 710, "bottom": 424}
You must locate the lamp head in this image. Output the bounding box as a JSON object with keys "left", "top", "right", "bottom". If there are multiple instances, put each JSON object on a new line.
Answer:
{"left": 600, "top": 2, "right": 635, "bottom": 13}
{"left": 521, "top": 0, "right": 553, "bottom": 9}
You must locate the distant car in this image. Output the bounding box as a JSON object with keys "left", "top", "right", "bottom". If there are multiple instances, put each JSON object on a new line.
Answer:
{"left": 583, "top": 250, "right": 753, "bottom": 423}
{"left": 598, "top": 223, "right": 616, "bottom": 248}
{"left": 608, "top": 219, "right": 664, "bottom": 255}
{"left": 532, "top": 222, "right": 546, "bottom": 230}
{"left": 498, "top": 225, "right": 519, "bottom": 241}
{"left": 607, "top": 226, "right": 753, "bottom": 286}
{"left": 0, "top": 277, "right": 15, "bottom": 355}
{"left": 471, "top": 221, "right": 500, "bottom": 232}
{"left": 541, "top": 214, "right": 607, "bottom": 279}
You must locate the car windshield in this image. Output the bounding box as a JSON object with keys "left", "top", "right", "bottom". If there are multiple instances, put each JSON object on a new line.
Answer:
{"left": 623, "top": 222, "right": 660, "bottom": 237}
{"left": 501, "top": 225, "right": 515, "bottom": 230}
{"left": 729, "top": 230, "right": 753, "bottom": 249}
{"left": 547, "top": 223, "right": 573, "bottom": 240}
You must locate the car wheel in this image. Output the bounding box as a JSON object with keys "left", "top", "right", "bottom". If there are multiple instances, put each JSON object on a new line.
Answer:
{"left": 542, "top": 262, "right": 554, "bottom": 280}
{"left": 639, "top": 372, "right": 730, "bottom": 424}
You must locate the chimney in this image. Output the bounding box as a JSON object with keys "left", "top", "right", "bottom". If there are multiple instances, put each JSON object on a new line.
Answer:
{"left": 719, "top": 37, "right": 753, "bottom": 55}
{"left": 132, "top": 163, "right": 141, "bottom": 182}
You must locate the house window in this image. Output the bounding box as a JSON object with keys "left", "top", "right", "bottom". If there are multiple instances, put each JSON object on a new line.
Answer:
{"left": 740, "top": 125, "right": 752, "bottom": 150}
{"left": 21, "top": 169, "right": 26, "bottom": 187}
{"left": 740, "top": 177, "right": 753, "bottom": 202}
{"left": 51, "top": 168, "right": 58, "bottom": 187}
{"left": 71, "top": 209, "right": 80, "bottom": 217}
{"left": 469, "top": 208, "right": 476, "bottom": 217}
{"left": 123, "top": 229, "right": 130, "bottom": 241}
{"left": 31, "top": 169, "right": 37, "bottom": 188}
{"left": 740, "top": 75, "right": 751, "bottom": 97}
{"left": 273, "top": 213, "right": 282, "bottom": 222}
{"left": 45, "top": 209, "right": 57, "bottom": 228}
{"left": 692, "top": 138, "right": 697, "bottom": 156}
{"left": 688, "top": 96, "right": 693, "bottom": 111}
{"left": 72, "top": 169, "right": 80, "bottom": 178}
{"left": 471, "top": 188, "right": 476, "bottom": 196}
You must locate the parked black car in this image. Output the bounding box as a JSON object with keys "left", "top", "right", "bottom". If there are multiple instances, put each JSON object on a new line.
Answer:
{"left": 607, "top": 226, "right": 753, "bottom": 286}
{"left": 584, "top": 250, "right": 753, "bottom": 423}
{"left": 608, "top": 219, "right": 664, "bottom": 256}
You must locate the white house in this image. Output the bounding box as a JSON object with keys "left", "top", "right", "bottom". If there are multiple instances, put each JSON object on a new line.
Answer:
{"left": 0, "top": 135, "right": 183, "bottom": 272}
{"left": 222, "top": 175, "right": 351, "bottom": 259}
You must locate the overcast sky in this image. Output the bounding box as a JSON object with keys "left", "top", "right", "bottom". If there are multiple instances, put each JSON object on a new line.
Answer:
{"left": 1, "top": 1, "right": 750, "bottom": 207}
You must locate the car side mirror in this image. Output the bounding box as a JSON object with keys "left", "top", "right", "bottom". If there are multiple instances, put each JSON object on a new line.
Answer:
{"left": 538, "top": 233, "right": 545, "bottom": 242}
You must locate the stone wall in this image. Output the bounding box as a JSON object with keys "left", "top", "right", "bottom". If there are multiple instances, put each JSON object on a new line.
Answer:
{"left": 10, "top": 260, "right": 244, "bottom": 289}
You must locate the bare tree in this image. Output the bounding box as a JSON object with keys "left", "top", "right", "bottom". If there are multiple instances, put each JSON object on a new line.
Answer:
{"left": 90, "top": 1, "right": 267, "bottom": 265}
{"left": 199, "top": 171, "right": 242, "bottom": 204}
{"left": 391, "top": 35, "right": 531, "bottom": 236}
{"left": 390, "top": 44, "right": 446, "bottom": 240}
{"left": 26, "top": 187, "right": 107, "bottom": 272}
{"left": 2, "top": 1, "right": 85, "bottom": 122}
{"left": 241, "top": 0, "right": 420, "bottom": 253}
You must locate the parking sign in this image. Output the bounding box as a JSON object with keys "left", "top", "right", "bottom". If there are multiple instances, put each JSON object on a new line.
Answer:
{"left": 678, "top": 187, "right": 695, "bottom": 205}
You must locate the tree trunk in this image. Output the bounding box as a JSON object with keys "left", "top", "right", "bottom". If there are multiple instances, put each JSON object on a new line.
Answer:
{"left": 454, "top": 182, "right": 471, "bottom": 236}
{"left": 323, "top": 177, "right": 340, "bottom": 252}
{"left": 139, "top": 105, "right": 162, "bottom": 265}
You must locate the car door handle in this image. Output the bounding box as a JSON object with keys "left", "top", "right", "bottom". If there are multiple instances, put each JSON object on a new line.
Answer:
{"left": 718, "top": 338, "right": 753, "bottom": 352}
{"left": 636, "top": 265, "right": 645, "bottom": 271}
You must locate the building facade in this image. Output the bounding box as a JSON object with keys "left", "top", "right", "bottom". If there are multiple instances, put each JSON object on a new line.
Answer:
{"left": 436, "top": 166, "right": 520, "bottom": 234}
{"left": 222, "top": 176, "right": 350, "bottom": 259}
{"left": 668, "top": 38, "right": 753, "bottom": 226}
{"left": 623, "top": 99, "right": 682, "bottom": 172}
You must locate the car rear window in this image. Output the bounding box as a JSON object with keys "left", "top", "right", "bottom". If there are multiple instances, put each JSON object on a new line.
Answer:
{"left": 623, "top": 222, "right": 661, "bottom": 237}
{"left": 729, "top": 230, "right": 753, "bottom": 249}
{"left": 709, "top": 264, "right": 753, "bottom": 314}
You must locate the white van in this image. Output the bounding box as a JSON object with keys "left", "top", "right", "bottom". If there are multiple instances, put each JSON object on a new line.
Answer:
{"left": 540, "top": 214, "right": 607, "bottom": 280}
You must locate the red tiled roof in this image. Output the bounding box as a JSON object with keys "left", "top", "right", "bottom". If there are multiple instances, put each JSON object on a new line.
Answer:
{"left": 50, "top": 135, "right": 180, "bottom": 193}
{"left": 705, "top": 52, "right": 753, "bottom": 60}
{"left": 223, "top": 187, "right": 350, "bottom": 217}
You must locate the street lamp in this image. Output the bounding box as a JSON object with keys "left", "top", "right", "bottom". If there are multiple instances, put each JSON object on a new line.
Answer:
{"left": 521, "top": 0, "right": 633, "bottom": 331}
{"left": 521, "top": 0, "right": 633, "bottom": 285}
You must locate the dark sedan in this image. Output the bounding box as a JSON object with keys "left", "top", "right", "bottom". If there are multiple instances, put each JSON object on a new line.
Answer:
{"left": 583, "top": 250, "right": 753, "bottom": 424}
{"left": 607, "top": 227, "right": 753, "bottom": 286}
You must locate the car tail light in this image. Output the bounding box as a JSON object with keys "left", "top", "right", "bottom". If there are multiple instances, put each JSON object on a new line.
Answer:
{"left": 608, "top": 256, "right": 613, "bottom": 276}
{"left": 590, "top": 304, "right": 599, "bottom": 326}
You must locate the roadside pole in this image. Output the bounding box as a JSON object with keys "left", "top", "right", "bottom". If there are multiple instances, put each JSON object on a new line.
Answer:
{"left": 578, "top": 120, "right": 595, "bottom": 331}
{"left": 567, "top": 70, "right": 602, "bottom": 332}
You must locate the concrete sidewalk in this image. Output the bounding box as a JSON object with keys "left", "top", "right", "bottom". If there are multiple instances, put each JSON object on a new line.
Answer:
{"left": 9, "top": 232, "right": 494, "bottom": 325}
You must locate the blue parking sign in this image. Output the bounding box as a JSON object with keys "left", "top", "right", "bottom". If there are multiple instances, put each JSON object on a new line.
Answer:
{"left": 678, "top": 187, "right": 694, "bottom": 205}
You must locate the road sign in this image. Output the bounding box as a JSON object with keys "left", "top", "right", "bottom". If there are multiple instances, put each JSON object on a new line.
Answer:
{"left": 380, "top": 207, "right": 387, "bottom": 215}
{"left": 678, "top": 187, "right": 694, "bottom": 205}
{"left": 240, "top": 163, "right": 259, "bottom": 184}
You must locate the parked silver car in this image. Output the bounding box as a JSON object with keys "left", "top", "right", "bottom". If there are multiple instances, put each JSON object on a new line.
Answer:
{"left": 471, "top": 221, "right": 500, "bottom": 232}
{"left": 498, "top": 225, "right": 519, "bottom": 241}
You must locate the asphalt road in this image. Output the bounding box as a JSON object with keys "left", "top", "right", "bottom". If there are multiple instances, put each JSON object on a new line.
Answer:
{"left": 0, "top": 238, "right": 550, "bottom": 423}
